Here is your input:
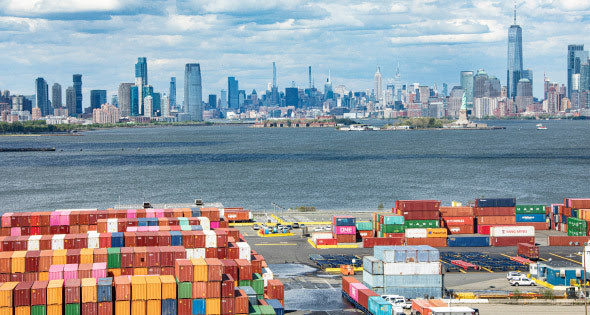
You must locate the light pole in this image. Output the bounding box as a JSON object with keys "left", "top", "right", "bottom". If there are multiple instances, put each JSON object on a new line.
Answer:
{"left": 585, "top": 242, "right": 588, "bottom": 315}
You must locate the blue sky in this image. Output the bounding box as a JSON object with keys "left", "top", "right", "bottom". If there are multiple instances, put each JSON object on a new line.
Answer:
{"left": 0, "top": 0, "right": 588, "bottom": 107}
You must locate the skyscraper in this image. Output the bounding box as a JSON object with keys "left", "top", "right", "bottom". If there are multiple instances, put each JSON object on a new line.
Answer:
{"left": 73, "top": 74, "right": 82, "bottom": 115}
{"left": 460, "top": 71, "right": 474, "bottom": 106}
{"left": 169, "top": 77, "right": 176, "bottom": 108}
{"left": 522, "top": 69, "right": 533, "bottom": 91}
{"left": 118, "top": 83, "right": 134, "bottom": 117}
{"left": 271, "top": 62, "right": 279, "bottom": 106}
{"left": 285, "top": 87, "right": 299, "bottom": 107}
{"left": 66, "top": 87, "right": 75, "bottom": 117}
{"left": 130, "top": 86, "right": 139, "bottom": 116}
{"left": 35, "top": 78, "right": 49, "bottom": 116}
{"left": 374, "top": 67, "right": 382, "bottom": 103}
{"left": 90, "top": 90, "right": 107, "bottom": 110}
{"left": 228, "top": 77, "right": 239, "bottom": 109}
{"left": 515, "top": 78, "right": 533, "bottom": 111}
{"left": 220, "top": 90, "right": 227, "bottom": 109}
{"left": 208, "top": 94, "right": 217, "bottom": 109}
{"left": 567, "top": 45, "right": 588, "bottom": 98}
{"left": 507, "top": 4, "right": 523, "bottom": 99}
{"left": 135, "top": 57, "right": 148, "bottom": 85}
{"left": 161, "top": 94, "right": 170, "bottom": 117}
{"left": 184, "top": 63, "right": 203, "bottom": 121}
{"left": 52, "top": 83, "right": 62, "bottom": 109}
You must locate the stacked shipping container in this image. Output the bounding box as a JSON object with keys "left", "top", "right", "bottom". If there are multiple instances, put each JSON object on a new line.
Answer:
{"left": 396, "top": 201, "right": 443, "bottom": 247}
{"left": 474, "top": 198, "right": 516, "bottom": 234}
{"left": 342, "top": 276, "right": 392, "bottom": 315}
{"left": 515, "top": 205, "right": 547, "bottom": 230}
{"left": 332, "top": 216, "right": 356, "bottom": 244}
{"left": 440, "top": 206, "right": 474, "bottom": 235}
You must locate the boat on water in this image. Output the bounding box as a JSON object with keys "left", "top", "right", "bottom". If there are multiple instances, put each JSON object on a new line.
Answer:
{"left": 339, "top": 124, "right": 380, "bottom": 131}
{"left": 536, "top": 123, "right": 547, "bottom": 130}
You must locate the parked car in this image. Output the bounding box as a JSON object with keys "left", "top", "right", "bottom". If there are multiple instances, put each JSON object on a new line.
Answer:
{"left": 381, "top": 295, "right": 411, "bottom": 309}
{"left": 314, "top": 226, "right": 325, "bottom": 232}
{"left": 252, "top": 224, "right": 260, "bottom": 230}
{"left": 299, "top": 224, "right": 306, "bottom": 228}
{"left": 510, "top": 277, "right": 536, "bottom": 286}
{"left": 507, "top": 271, "right": 521, "bottom": 280}
{"left": 292, "top": 222, "right": 300, "bottom": 228}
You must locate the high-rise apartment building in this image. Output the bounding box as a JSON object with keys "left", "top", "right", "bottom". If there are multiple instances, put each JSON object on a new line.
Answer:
{"left": 169, "top": 77, "right": 176, "bottom": 108}
{"left": 35, "top": 77, "right": 50, "bottom": 116}
{"left": 220, "top": 90, "right": 227, "bottom": 109}
{"left": 73, "top": 74, "right": 82, "bottom": 115}
{"left": 184, "top": 63, "right": 203, "bottom": 121}
{"left": 228, "top": 77, "right": 239, "bottom": 109}
{"left": 52, "top": 83, "right": 62, "bottom": 110}
{"left": 90, "top": 90, "right": 107, "bottom": 110}
{"left": 161, "top": 94, "right": 170, "bottom": 117}
{"left": 135, "top": 57, "right": 148, "bottom": 85}
{"left": 118, "top": 83, "right": 134, "bottom": 117}
{"left": 567, "top": 45, "right": 588, "bottom": 98}
{"left": 66, "top": 87, "right": 75, "bottom": 117}
{"left": 374, "top": 67, "right": 382, "bottom": 103}
{"left": 285, "top": 87, "right": 299, "bottom": 107}
{"left": 460, "top": 71, "right": 474, "bottom": 106}
{"left": 208, "top": 94, "right": 217, "bottom": 109}
{"left": 507, "top": 6, "right": 523, "bottom": 99}
{"left": 515, "top": 79, "right": 533, "bottom": 111}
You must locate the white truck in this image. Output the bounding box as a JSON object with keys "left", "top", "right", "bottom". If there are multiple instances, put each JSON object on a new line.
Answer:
{"left": 381, "top": 295, "right": 411, "bottom": 309}
{"left": 510, "top": 276, "right": 536, "bottom": 286}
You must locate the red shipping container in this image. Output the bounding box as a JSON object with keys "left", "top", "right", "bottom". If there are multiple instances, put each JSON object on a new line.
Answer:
{"left": 19, "top": 213, "right": 30, "bottom": 227}
{"left": 490, "top": 236, "right": 535, "bottom": 246}
{"left": 2, "top": 236, "right": 14, "bottom": 251}
{"left": 221, "top": 274, "right": 234, "bottom": 298}
{"left": 78, "top": 212, "right": 89, "bottom": 226}
{"left": 406, "top": 237, "right": 447, "bottom": 247}
{"left": 94, "top": 248, "right": 108, "bottom": 264}
{"left": 181, "top": 232, "right": 195, "bottom": 249}
{"left": 216, "top": 230, "right": 228, "bottom": 248}
{"left": 178, "top": 299, "right": 192, "bottom": 315}
{"left": 362, "top": 237, "right": 404, "bottom": 248}
{"left": 192, "top": 282, "right": 207, "bottom": 299}
{"left": 358, "top": 288, "right": 378, "bottom": 310}
{"left": 442, "top": 217, "right": 474, "bottom": 226}
{"left": 96, "top": 211, "right": 107, "bottom": 221}
{"left": 220, "top": 297, "right": 234, "bottom": 315}
{"left": 395, "top": 200, "right": 441, "bottom": 211}
{"left": 20, "top": 226, "right": 31, "bottom": 236}
{"left": 206, "top": 281, "right": 221, "bottom": 298}
{"left": 159, "top": 248, "right": 174, "bottom": 267}
{"left": 216, "top": 247, "right": 227, "bottom": 260}
{"left": 121, "top": 268, "right": 133, "bottom": 276}
{"left": 124, "top": 233, "right": 136, "bottom": 247}
{"left": 171, "top": 246, "right": 186, "bottom": 261}
{"left": 114, "top": 276, "right": 130, "bottom": 301}
{"left": 147, "top": 267, "right": 160, "bottom": 275}
{"left": 205, "top": 248, "right": 217, "bottom": 259}
{"left": 39, "top": 235, "right": 52, "bottom": 250}
{"left": 158, "top": 232, "right": 171, "bottom": 247}
{"left": 516, "top": 222, "right": 548, "bottom": 230}
{"left": 24, "top": 272, "right": 38, "bottom": 282}
{"left": 224, "top": 210, "right": 250, "bottom": 222}
{"left": 25, "top": 251, "right": 40, "bottom": 272}
{"left": 30, "top": 227, "right": 41, "bottom": 235}
{"left": 251, "top": 256, "right": 263, "bottom": 275}
{"left": 59, "top": 225, "right": 70, "bottom": 234}
{"left": 316, "top": 238, "right": 337, "bottom": 246}
{"left": 11, "top": 273, "right": 24, "bottom": 282}
{"left": 383, "top": 233, "right": 405, "bottom": 238}
{"left": 358, "top": 230, "right": 374, "bottom": 238}
{"left": 98, "top": 301, "right": 112, "bottom": 315}
{"left": 134, "top": 247, "right": 147, "bottom": 267}
{"left": 146, "top": 247, "right": 160, "bottom": 267}
{"left": 40, "top": 213, "right": 51, "bottom": 227}
{"left": 175, "top": 259, "right": 193, "bottom": 282}
{"left": 567, "top": 199, "right": 590, "bottom": 209}
{"left": 135, "top": 232, "right": 146, "bottom": 247}
{"left": 234, "top": 289, "right": 248, "bottom": 314}
{"left": 447, "top": 225, "right": 474, "bottom": 234}
{"left": 145, "top": 233, "right": 158, "bottom": 247}
{"left": 334, "top": 234, "right": 356, "bottom": 244}
{"left": 31, "top": 281, "right": 48, "bottom": 306}
{"left": 477, "top": 216, "right": 516, "bottom": 225}
{"left": 120, "top": 248, "right": 134, "bottom": 268}
{"left": 205, "top": 258, "right": 223, "bottom": 281}
{"left": 226, "top": 243, "right": 239, "bottom": 260}
{"left": 78, "top": 264, "right": 92, "bottom": 279}
{"left": 14, "top": 281, "right": 33, "bottom": 307}
{"left": 2, "top": 252, "right": 15, "bottom": 273}
{"left": 194, "top": 232, "right": 205, "bottom": 248}
{"left": 548, "top": 236, "right": 590, "bottom": 246}
{"left": 39, "top": 251, "right": 52, "bottom": 272}
{"left": 15, "top": 236, "right": 29, "bottom": 250}
{"left": 267, "top": 280, "right": 284, "bottom": 300}
{"left": 474, "top": 207, "right": 516, "bottom": 216}
{"left": 65, "top": 279, "right": 81, "bottom": 304}
{"left": 398, "top": 210, "right": 440, "bottom": 220}
{"left": 221, "top": 260, "right": 238, "bottom": 281}
{"left": 518, "top": 243, "right": 539, "bottom": 260}
{"left": 99, "top": 234, "right": 111, "bottom": 248}
{"left": 83, "top": 302, "right": 97, "bottom": 315}
{"left": 236, "top": 259, "right": 252, "bottom": 281}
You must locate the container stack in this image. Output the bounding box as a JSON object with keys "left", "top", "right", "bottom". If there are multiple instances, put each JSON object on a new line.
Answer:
{"left": 362, "top": 245, "right": 443, "bottom": 299}
{"left": 332, "top": 216, "right": 356, "bottom": 244}
{"left": 395, "top": 200, "right": 441, "bottom": 230}
{"left": 564, "top": 198, "right": 590, "bottom": 236}
{"left": 567, "top": 217, "right": 587, "bottom": 236}
{"left": 515, "top": 205, "right": 548, "bottom": 230}
{"left": 374, "top": 213, "right": 405, "bottom": 238}
{"left": 341, "top": 276, "right": 392, "bottom": 315}
{"left": 355, "top": 221, "right": 374, "bottom": 240}
{"left": 440, "top": 206, "right": 475, "bottom": 235}
{"left": 489, "top": 226, "right": 535, "bottom": 246}
{"left": 474, "top": 198, "right": 517, "bottom": 234}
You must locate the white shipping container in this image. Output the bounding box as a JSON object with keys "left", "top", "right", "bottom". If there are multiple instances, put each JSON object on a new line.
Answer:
{"left": 262, "top": 267, "right": 274, "bottom": 286}
{"left": 87, "top": 232, "right": 100, "bottom": 249}
{"left": 107, "top": 218, "right": 118, "bottom": 233}
{"left": 237, "top": 242, "right": 251, "bottom": 261}
{"left": 204, "top": 230, "right": 217, "bottom": 248}
{"left": 185, "top": 248, "right": 195, "bottom": 259}
{"left": 193, "top": 248, "right": 206, "bottom": 259}
{"left": 490, "top": 226, "right": 535, "bottom": 237}
{"left": 198, "top": 217, "right": 211, "bottom": 230}
{"left": 311, "top": 232, "right": 333, "bottom": 243}
{"left": 27, "top": 235, "right": 41, "bottom": 251}
{"left": 383, "top": 262, "right": 441, "bottom": 275}
{"left": 219, "top": 208, "right": 225, "bottom": 219}
{"left": 405, "top": 228, "right": 428, "bottom": 239}
{"left": 52, "top": 234, "right": 65, "bottom": 250}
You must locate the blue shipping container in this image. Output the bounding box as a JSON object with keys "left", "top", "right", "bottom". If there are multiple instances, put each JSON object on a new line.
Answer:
{"left": 148, "top": 218, "right": 158, "bottom": 226}
{"left": 111, "top": 232, "right": 124, "bottom": 247}
{"left": 161, "top": 299, "right": 177, "bottom": 315}
{"left": 447, "top": 236, "right": 489, "bottom": 247}
{"left": 192, "top": 299, "right": 206, "bottom": 315}
{"left": 267, "top": 299, "right": 285, "bottom": 315}
{"left": 170, "top": 231, "right": 182, "bottom": 246}
{"left": 138, "top": 218, "right": 148, "bottom": 226}
{"left": 335, "top": 217, "right": 356, "bottom": 226}
{"left": 191, "top": 225, "right": 203, "bottom": 231}
{"left": 516, "top": 214, "right": 546, "bottom": 222}
{"left": 363, "top": 256, "right": 383, "bottom": 275}
{"left": 191, "top": 210, "right": 201, "bottom": 217}
{"left": 368, "top": 296, "right": 392, "bottom": 315}
{"left": 97, "top": 277, "right": 113, "bottom": 302}
{"left": 476, "top": 198, "right": 516, "bottom": 208}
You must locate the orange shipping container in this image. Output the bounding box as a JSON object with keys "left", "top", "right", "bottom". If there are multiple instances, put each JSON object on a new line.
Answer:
{"left": 47, "top": 280, "right": 64, "bottom": 305}
{"left": 15, "top": 306, "right": 30, "bottom": 315}
{"left": 0, "top": 308, "right": 10, "bottom": 315}
{"left": 477, "top": 216, "right": 516, "bottom": 225}
{"left": 160, "top": 275, "right": 176, "bottom": 300}
{"left": 0, "top": 282, "right": 18, "bottom": 307}
{"left": 406, "top": 237, "right": 447, "bottom": 247}
{"left": 191, "top": 258, "right": 208, "bottom": 282}
{"left": 115, "top": 301, "right": 130, "bottom": 315}
{"left": 133, "top": 268, "right": 148, "bottom": 276}
{"left": 39, "top": 250, "right": 53, "bottom": 272}
{"left": 426, "top": 228, "right": 447, "bottom": 238}
{"left": 11, "top": 251, "right": 26, "bottom": 274}
{"left": 82, "top": 278, "right": 97, "bottom": 303}
{"left": 52, "top": 250, "right": 67, "bottom": 265}
{"left": 192, "top": 282, "right": 207, "bottom": 299}
{"left": 38, "top": 272, "right": 49, "bottom": 281}
{"left": 146, "top": 300, "right": 161, "bottom": 315}
{"left": 131, "top": 300, "right": 146, "bottom": 315}
{"left": 145, "top": 276, "right": 161, "bottom": 300}
{"left": 131, "top": 276, "right": 146, "bottom": 301}
{"left": 80, "top": 248, "right": 94, "bottom": 264}
{"left": 0, "top": 253, "right": 11, "bottom": 274}
{"left": 47, "top": 304, "right": 62, "bottom": 315}
{"left": 206, "top": 298, "right": 221, "bottom": 315}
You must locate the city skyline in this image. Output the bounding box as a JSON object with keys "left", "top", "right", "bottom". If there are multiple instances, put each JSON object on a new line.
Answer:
{"left": 0, "top": 1, "right": 588, "bottom": 104}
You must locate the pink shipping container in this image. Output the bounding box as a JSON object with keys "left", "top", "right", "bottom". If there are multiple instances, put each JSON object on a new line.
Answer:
{"left": 148, "top": 226, "right": 159, "bottom": 232}
{"left": 11, "top": 227, "right": 21, "bottom": 236}
{"left": 334, "top": 226, "right": 356, "bottom": 235}
{"left": 478, "top": 225, "right": 515, "bottom": 235}
{"left": 127, "top": 227, "right": 138, "bottom": 232}
{"left": 64, "top": 264, "right": 78, "bottom": 280}
{"left": 210, "top": 221, "right": 220, "bottom": 229}
{"left": 49, "top": 264, "right": 65, "bottom": 280}
{"left": 92, "top": 263, "right": 107, "bottom": 279}
{"left": 349, "top": 283, "right": 367, "bottom": 302}
{"left": 138, "top": 226, "right": 149, "bottom": 232}
{"left": 155, "top": 209, "right": 164, "bottom": 218}
{"left": 1, "top": 213, "right": 13, "bottom": 227}
{"left": 146, "top": 210, "right": 155, "bottom": 218}
{"left": 127, "top": 210, "right": 137, "bottom": 219}
{"left": 50, "top": 213, "right": 61, "bottom": 226}
{"left": 59, "top": 211, "right": 71, "bottom": 225}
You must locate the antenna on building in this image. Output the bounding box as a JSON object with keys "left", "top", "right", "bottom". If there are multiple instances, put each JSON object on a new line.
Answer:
{"left": 308, "top": 66, "right": 312, "bottom": 89}
{"left": 272, "top": 62, "right": 277, "bottom": 88}
{"left": 513, "top": 0, "right": 517, "bottom": 25}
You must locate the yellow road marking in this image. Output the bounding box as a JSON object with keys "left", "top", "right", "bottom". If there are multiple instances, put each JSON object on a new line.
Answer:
{"left": 254, "top": 243, "right": 298, "bottom": 246}
{"left": 480, "top": 267, "right": 494, "bottom": 273}
{"left": 538, "top": 257, "right": 547, "bottom": 261}
{"left": 500, "top": 253, "right": 513, "bottom": 259}
{"left": 549, "top": 253, "right": 582, "bottom": 265}
{"left": 574, "top": 253, "right": 583, "bottom": 257}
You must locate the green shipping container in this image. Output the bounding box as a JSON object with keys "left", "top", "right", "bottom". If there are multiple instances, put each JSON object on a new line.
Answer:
{"left": 65, "top": 303, "right": 80, "bottom": 315}
{"left": 177, "top": 281, "right": 192, "bottom": 299}
{"left": 380, "top": 224, "right": 404, "bottom": 233}
{"left": 404, "top": 220, "right": 439, "bottom": 228}
{"left": 356, "top": 221, "right": 373, "bottom": 231}
{"left": 238, "top": 280, "right": 252, "bottom": 287}
{"left": 516, "top": 205, "right": 546, "bottom": 214}
{"left": 31, "top": 305, "right": 46, "bottom": 315}
{"left": 382, "top": 215, "right": 404, "bottom": 225}
{"left": 259, "top": 305, "right": 277, "bottom": 315}
{"left": 251, "top": 273, "right": 264, "bottom": 295}
{"left": 249, "top": 304, "right": 262, "bottom": 315}
{"left": 107, "top": 248, "right": 121, "bottom": 269}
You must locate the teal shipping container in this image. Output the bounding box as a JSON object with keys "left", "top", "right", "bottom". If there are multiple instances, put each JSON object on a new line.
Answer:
{"left": 368, "top": 296, "right": 392, "bottom": 315}
{"left": 356, "top": 221, "right": 373, "bottom": 231}
{"left": 192, "top": 298, "right": 206, "bottom": 315}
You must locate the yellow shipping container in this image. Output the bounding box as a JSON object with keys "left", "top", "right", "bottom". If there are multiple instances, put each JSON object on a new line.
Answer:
{"left": 426, "top": 228, "right": 448, "bottom": 238}
{"left": 159, "top": 275, "right": 176, "bottom": 300}
{"left": 145, "top": 276, "right": 161, "bottom": 300}
{"left": 15, "top": 306, "right": 30, "bottom": 315}
{"left": 133, "top": 268, "right": 148, "bottom": 276}
{"left": 47, "top": 280, "right": 64, "bottom": 305}
{"left": 109, "top": 268, "right": 122, "bottom": 277}
{"left": 0, "top": 307, "right": 11, "bottom": 315}
{"left": 11, "top": 251, "right": 26, "bottom": 274}
{"left": 47, "top": 304, "right": 62, "bottom": 315}
{"left": 80, "top": 248, "right": 94, "bottom": 264}
{"left": 82, "top": 278, "right": 97, "bottom": 303}
{"left": 52, "top": 250, "right": 67, "bottom": 265}
{"left": 38, "top": 272, "right": 49, "bottom": 281}
{"left": 191, "top": 258, "right": 208, "bottom": 282}
{"left": 146, "top": 300, "right": 161, "bottom": 315}
{"left": 0, "top": 282, "right": 18, "bottom": 307}
{"left": 131, "top": 300, "right": 146, "bottom": 315}
{"left": 115, "top": 300, "right": 130, "bottom": 315}
{"left": 206, "top": 298, "right": 221, "bottom": 315}
{"left": 131, "top": 276, "right": 146, "bottom": 301}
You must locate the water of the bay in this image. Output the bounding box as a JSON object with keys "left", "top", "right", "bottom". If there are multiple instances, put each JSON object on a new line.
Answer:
{"left": 0, "top": 120, "right": 588, "bottom": 212}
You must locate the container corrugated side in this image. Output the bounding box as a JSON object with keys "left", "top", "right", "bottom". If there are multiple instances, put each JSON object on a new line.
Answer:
{"left": 362, "top": 256, "right": 383, "bottom": 275}
{"left": 362, "top": 270, "right": 384, "bottom": 288}
{"left": 383, "top": 274, "right": 442, "bottom": 288}
{"left": 383, "top": 262, "right": 441, "bottom": 275}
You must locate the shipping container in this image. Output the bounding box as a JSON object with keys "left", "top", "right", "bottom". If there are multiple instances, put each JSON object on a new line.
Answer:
{"left": 82, "top": 278, "right": 98, "bottom": 303}
{"left": 517, "top": 243, "right": 539, "bottom": 260}
{"left": 31, "top": 281, "right": 48, "bottom": 306}
{"left": 406, "top": 238, "right": 447, "bottom": 247}
{"left": 396, "top": 200, "right": 441, "bottom": 211}
{"left": 65, "top": 279, "right": 81, "bottom": 304}
{"left": 516, "top": 205, "right": 546, "bottom": 215}
{"left": 439, "top": 206, "right": 474, "bottom": 217}
{"left": 446, "top": 225, "right": 474, "bottom": 235}
{"left": 447, "top": 236, "right": 489, "bottom": 247}
{"left": 475, "top": 198, "right": 516, "bottom": 208}
{"left": 490, "top": 226, "right": 535, "bottom": 237}
{"left": 382, "top": 262, "right": 441, "bottom": 275}
{"left": 362, "top": 237, "right": 404, "bottom": 248}
{"left": 490, "top": 236, "right": 535, "bottom": 246}
{"left": 114, "top": 276, "right": 130, "bottom": 301}
{"left": 398, "top": 210, "right": 440, "bottom": 221}
{"left": 130, "top": 277, "right": 146, "bottom": 301}
{"left": 14, "top": 281, "right": 33, "bottom": 307}
{"left": 47, "top": 280, "right": 63, "bottom": 305}
{"left": 477, "top": 216, "right": 516, "bottom": 225}
{"left": 441, "top": 217, "right": 474, "bottom": 226}
{"left": 474, "top": 207, "right": 516, "bottom": 216}
{"left": 97, "top": 278, "right": 112, "bottom": 303}
{"left": 547, "top": 236, "right": 590, "bottom": 246}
